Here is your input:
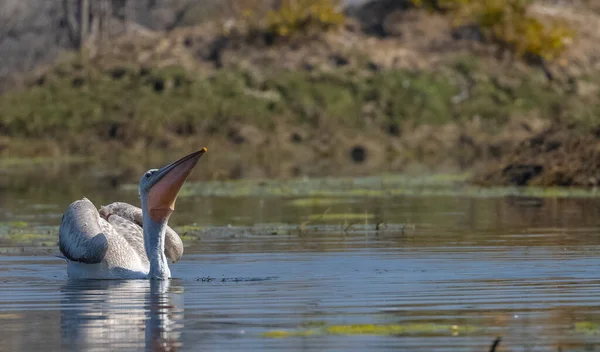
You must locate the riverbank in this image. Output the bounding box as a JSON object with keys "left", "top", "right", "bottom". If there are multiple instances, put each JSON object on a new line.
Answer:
{"left": 0, "top": 2, "right": 599, "bottom": 186}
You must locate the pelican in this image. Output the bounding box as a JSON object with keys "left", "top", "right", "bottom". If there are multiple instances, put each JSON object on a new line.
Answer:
{"left": 58, "top": 148, "right": 207, "bottom": 280}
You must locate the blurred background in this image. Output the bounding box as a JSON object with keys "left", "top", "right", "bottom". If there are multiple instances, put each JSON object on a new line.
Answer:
{"left": 0, "top": 0, "right": 598, "bottom": 186}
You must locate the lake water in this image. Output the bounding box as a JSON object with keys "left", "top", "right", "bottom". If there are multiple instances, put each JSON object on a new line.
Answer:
{"left": 1, "top": 161, "right": 600, "bottom": 351}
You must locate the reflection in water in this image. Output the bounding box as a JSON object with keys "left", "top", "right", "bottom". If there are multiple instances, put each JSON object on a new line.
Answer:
{"left": 60, "top": 279, "right": 183, "bottom": 351}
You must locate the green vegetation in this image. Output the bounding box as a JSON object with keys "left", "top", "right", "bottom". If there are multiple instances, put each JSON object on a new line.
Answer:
{"left": 0, "top": 221, "right": 57, "bottom": 248}
{"left": 575, "top": 322, "right": 600, "bottom": 335}
{"left": 263, "top": 323, "right": 481, "bottom": 338}
{"left": 412, "top": 0, "right": 575, "bottom": 62}
{"left": 306, "top": 212, "right": 375, "bottom": 221}
{"left": 0, "top": 52, "right": 582, "bottom": 156}
{"left": 121, "top": 173, "right": 600, "bottom": 199}
{"left": 288, "top": 197, "right": 355, "bottom": 207}
{"left": 0, "top": 0, "right": 596, "bottom": 187}
{"left": 264, "top": 0, "right": 345, "bottom": 38}
{"left": 222, "top": 0, "right": 345, "bottom": 40}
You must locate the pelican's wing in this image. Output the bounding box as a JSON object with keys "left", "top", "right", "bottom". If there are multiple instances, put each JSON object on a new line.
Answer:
{"left": 99, "top": 202, "right": 184, "bottom": 263}
{"left": 59, "top": 198, "right": 110, "bottom": 264}
{"left": 105, "top": 214, "right": 148, "bottom": 266}
{"left": 99, "top": 202, "right": 144, "bottom": 226}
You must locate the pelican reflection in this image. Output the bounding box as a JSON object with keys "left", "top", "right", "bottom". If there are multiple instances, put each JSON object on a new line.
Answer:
{"left": 60, "top": 279, "right": 184, "bottom": 351}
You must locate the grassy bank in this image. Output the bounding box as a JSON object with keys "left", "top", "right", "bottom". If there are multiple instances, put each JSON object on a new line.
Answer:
{"left": 1, "top": 53, "right": 576, "bottom": 143}
{"left": 0, "top": 3, "right": 599, "bottom": 185}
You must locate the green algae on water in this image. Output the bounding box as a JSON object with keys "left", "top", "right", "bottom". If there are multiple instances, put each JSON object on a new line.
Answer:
{"left": 262, "top": 323, "right": 481, "bottom": 339}
{"left": 122, "top": 174, "right": 600, "bottom": 199}
{"left": 574, "top": 322, "right": 600, "bottom": 335}
{"left": 289, "top": 197, "right": 355, "bottom": 208}
{"left": 0, "top": 223, "right": 59, "bottom": 248}
{"left": 307, "top": 213, "right": 375, "bottom": 221}
{"left": 263, "top": 330, "right": 316, "bottom": 338}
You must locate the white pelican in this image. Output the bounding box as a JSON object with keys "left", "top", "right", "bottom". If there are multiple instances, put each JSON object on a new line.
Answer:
{"left": 58, "top": 148, "right": 207, "bottom": 280}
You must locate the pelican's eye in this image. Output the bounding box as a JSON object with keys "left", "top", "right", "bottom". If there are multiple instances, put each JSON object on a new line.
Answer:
{"left": 145, "top": 171, "right": 152, "bottom": 179}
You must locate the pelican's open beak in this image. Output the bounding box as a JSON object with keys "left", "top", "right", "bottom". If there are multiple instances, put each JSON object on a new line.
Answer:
{"left": 147, "top": 148, "right": 207, "bottom": 222}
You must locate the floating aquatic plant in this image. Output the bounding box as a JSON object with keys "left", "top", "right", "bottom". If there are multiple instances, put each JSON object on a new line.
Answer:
{"left": 288, "top": 197, "right": 355, "bottom": 208}
{"left": 307, "top": 212, "right": 375, "bottom": 221}
{"left": 123, "top": 174, "right": 600, "bottom": 199}
{"left": 262, "top": 323, "right": 481, "bottom": 338}
{"left": 574, "top": 322, "right": 600, "bottom": 336}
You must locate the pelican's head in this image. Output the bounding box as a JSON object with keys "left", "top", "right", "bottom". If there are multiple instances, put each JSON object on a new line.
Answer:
{"left": 139, "top": 148, "right": 207, "bottom": 223}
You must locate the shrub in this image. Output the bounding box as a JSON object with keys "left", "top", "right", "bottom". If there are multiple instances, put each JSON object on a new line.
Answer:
{"left": 265, "top": 0, "right": 345, "bottom": 37}
{"left": 411, "top": 0, "right": 575, "bottom": 62}
{"left": 224, "top": 0, "right": 345, "bottom": 40}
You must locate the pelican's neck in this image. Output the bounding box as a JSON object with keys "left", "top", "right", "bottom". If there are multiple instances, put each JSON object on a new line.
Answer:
{"left": 141, "top": 200, "right": 171, "bottom": 280}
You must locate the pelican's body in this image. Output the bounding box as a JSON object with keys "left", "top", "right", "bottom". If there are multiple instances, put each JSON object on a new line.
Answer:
{"left": 60, "top": 200, "right": 183, "bottom": 279}
{"left": 58, "top": 149, "right": 207, "bottom": 280}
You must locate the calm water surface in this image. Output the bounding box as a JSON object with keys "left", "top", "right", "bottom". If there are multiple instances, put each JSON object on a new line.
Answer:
{"left": 0, "top": 163, "right": 600, "bottom": 351}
